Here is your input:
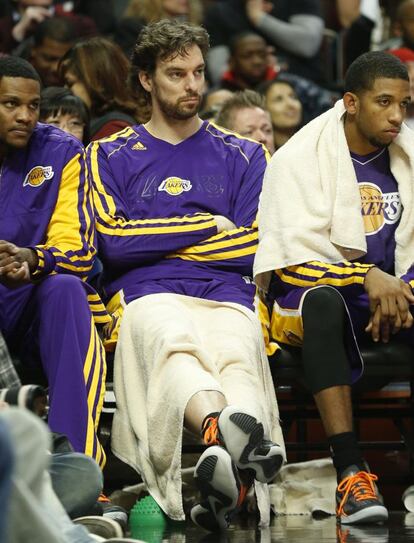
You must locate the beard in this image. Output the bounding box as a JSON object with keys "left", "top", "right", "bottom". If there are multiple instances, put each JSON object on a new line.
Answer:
{"left": 367, "top": 135, "right": 391, "bottom": 149}
{"left": 154, "top": 87, "right": 202, "bottom": 120}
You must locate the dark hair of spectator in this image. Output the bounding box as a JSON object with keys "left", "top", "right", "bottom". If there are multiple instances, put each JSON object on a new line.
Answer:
{"left": 258, "top": 78, "right": 297, "bottom": 98}
{"left": 59, "top": 37, "right": 140, "bottom": 119}
{"left": 228, "top": 31, "right": 264, "bottom": 56}
{"left": 344, "top": 51, "right": 409, "bottom": 94}
{"left": 33, "top": 16, "right": 77, "bottom": 47}
{"left": 215, "top": 89, "right": 265, "bottom": 128}
{"left": 125, "top": 0, "right": 202, "bottom": 25}
{"left": 0, "top": 56, "right": 41, "bottom": 85}
{"left": 39, "top": 86, "right": 90, "bottom": 144}
{"left": 129, "top": 19, "right": 209, "bottom": 105}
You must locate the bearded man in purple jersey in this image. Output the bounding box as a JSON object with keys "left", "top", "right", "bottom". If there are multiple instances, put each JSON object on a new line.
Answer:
{"left": 0, "top": 56, "right": 109, "bottom": 469}
{"left": 255, "top": 51, "right": 414, "bottom": 525}
{"left": 88, "top": 19, "right": 285, "bottom": 531}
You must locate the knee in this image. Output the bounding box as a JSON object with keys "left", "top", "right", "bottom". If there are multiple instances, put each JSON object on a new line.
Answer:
{"left": 302, "top": 287, "right": 345, "bottom": 331}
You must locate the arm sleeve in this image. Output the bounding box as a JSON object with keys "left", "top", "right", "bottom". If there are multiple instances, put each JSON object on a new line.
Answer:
{"left": 276, "top": 260, "right": 375, "bottom": 294}
{"left": 257, "top": 13, "right": 324, "bottom": 58}
{"left": 31, "top": 150, "right": 96, "bottom": 280}
{"left": 400, "top": 264, "right": 414, "bottom": 291}
{"left": 206, "top": 46, "right": 230, "bottom": 86}
{"left": 168, "top": 145, "right": 269, "bottom": 275}
{"left": 88, "top": 141, "right": 218, "bottom": 268}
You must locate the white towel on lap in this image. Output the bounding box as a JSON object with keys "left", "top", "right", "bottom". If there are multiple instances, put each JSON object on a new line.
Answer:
{"left": 254, "top": 100, "right": 414, "bottom": 289}
{"left": 111, "top": 293, "right": 285, "bottom": 522}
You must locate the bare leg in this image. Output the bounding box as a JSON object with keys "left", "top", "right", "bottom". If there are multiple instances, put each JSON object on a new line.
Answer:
{"left": 314, "top": 385, "right": 353, "bottom": 437}
{"left": 184, "top": 390, "right": 227, "bottom": 435}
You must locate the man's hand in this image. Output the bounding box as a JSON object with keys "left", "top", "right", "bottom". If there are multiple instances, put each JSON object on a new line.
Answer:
{"left": 12, "top": 6, "right": 52, "bottom": 42}
{"left": 364, "top": 267, "right": 414, "bottom": 342}
{"left": 214, "top": 215, "right": 236, "bottom": 233}
{"left": 245, "top": 0, "right": 273, "bottom": 26}
{"left": 0, "top": 241, "right": 37, "bottom": 288}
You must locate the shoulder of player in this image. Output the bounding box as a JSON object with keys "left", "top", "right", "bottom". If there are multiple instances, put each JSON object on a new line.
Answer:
{"left": 204, "top": 121, "right": 267, "bottom": 160}
{"left": 32, "top": 122, "right": 85, "bottom": 159}
{"left": 86, "top": 125, "right": 141, "bottom": 158}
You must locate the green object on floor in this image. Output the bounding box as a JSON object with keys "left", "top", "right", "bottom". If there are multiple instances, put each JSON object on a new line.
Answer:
{"left": 129, "top": 495, "right": 167, "bottom": 527}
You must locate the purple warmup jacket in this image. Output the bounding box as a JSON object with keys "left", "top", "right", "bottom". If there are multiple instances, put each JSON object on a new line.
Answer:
{"left": 88, "top": 121, "right": 270, "bottom": 310}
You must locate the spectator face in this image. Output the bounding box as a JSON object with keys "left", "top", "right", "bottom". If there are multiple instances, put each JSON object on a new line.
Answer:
{"left": 396, "top": 2, "right": 414, "bottom": 50}
{"left": 0, "top": 76, "right": 40, "bottom": 151}
{"left": 231, "top": 35, "right": 268, "bottom": 85}
{"left": 31, "top": 37, "right": 74, "bottom": 87}
{"left": 345, "top": 77, "right": 410, "bottom": 151}
{"left": 265, "top": 82, "right": 302, "bottom": 130}
{"left": 44, "top": 110, "right": 85, "bottom": 140}
{"left": 230, "top": 106, "right": 275, "bottom": 154}
{"left": 140, "top": 44, "right": 205, "bottom": 120}
{"left": 162, "top": 0, "right": 189, "bottom": 17}
{"left": 64, "top": 71, "right": 91, "bottom": 110}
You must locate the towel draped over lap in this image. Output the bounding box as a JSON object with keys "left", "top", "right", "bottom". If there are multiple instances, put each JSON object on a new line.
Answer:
{"left": 111, "top": 293, "right": 285, "bottom": 522}
{"left": 254, "top": 100, "right": 414, "bottom": 289}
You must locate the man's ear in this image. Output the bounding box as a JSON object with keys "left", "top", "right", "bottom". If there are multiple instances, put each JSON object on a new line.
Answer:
{"left": 139, "top": 71, "right": 152, "bottom": 93}
{"left": 343, "top": 91, "right": 358, "bottom": 115}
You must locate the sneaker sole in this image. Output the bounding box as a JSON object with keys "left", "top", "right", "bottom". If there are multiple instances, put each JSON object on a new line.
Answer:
{"left": 73, "top": 516, "right": 123, "bottom": 538}
{"left": 339, "top": 505, "right": 389, "bottom": 525}
{"left": 218, "top": 406, "right": 284, "bottom": 483}
{"left": 192, "top": 446, "right": 240, "bottom": 530}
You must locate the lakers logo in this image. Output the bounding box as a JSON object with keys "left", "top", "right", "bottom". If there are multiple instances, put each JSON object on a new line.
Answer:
{"left": 359, "top": 182, "right": 401, "bottom": 235}
{"left": 23, "top": 166, "right": 54, "bottom": 187}
{"left": 132, "top": 141, "right": 147, "bottom": 151}
{"left": 158, "top": 176, "right": 192, "bottom": 196}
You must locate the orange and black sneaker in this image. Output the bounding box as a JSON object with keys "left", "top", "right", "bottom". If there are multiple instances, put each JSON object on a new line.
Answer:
{"left": 202, "top": 406, "right": 284, "bottom": 484}
{"left": 191, "top": 445, "right": 253, "bottom": 531}
{"left": 336, "top": 465, "right": 388, "bottom": 525}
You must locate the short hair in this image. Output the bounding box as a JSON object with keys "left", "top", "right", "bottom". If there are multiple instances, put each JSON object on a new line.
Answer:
{"left": 33, "top": 16, "right": 77, "bottom": 47}
{"left": 0, "top": 56, "right": 41, "bottom": 84}
{"left": 344, "top": 51, "right": 409, "bottom": 94}
{"left": 129, "top": 19, "right": 209, "bottom": 104}
{"left": 39, "top": 86, "right": 90, "bottom": 143}
{"left": 215, "top": 89, "right": 266, "bottom": 129}
{"left": 229, "top": 32, "right": 265, "bottom": 56}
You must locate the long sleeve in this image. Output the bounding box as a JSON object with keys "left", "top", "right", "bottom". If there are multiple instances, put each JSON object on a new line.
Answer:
{"left": 258, "top": 13, "right": 324, "bottom": 59}
{"left": 88, "top": 141, "right": 218, "bottom": 268}
{"left": 168, "top": 144, "right": 269, "bottom": 275}
{"left": 275, "top": 260, "right": 374, "bottom": 295}
{"left": 31, "top": 151, "right": 96, "bottom": 280}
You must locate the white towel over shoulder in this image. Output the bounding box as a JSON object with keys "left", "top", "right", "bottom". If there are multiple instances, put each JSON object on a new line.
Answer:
{"left": 254, "top": 100, "right": 414, "bottom": 289}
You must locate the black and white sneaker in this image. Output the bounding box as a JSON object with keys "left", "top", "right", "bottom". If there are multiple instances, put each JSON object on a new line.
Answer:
{"left": 191, "top": 446, "right": 249, "bottom": 531}
{"left": 206, "top": 405, "right": 284, "bottom": 484}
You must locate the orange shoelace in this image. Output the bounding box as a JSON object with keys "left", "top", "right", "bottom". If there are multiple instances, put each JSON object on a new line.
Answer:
{"left": 237, "top": 484, "right": 250, "bottom": 507}
{"left": 202, "top": 416, "right": 220, "bottom": 446}
{"left": 337, "top": 471, "right": 379, "bottom": 516}
{"left": 98, "top": 492, "right": 111, "bottom": 503}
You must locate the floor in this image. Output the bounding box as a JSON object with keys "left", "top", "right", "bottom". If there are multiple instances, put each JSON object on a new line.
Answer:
{"left": 126, "top": 512, "right": 414, "bottom": 542}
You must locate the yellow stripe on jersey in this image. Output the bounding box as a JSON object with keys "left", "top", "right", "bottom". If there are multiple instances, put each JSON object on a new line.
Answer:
{"left": 44, "top": 153, "right": 94, "bottom": 265}
{"left": 169, "top": 244, "right": 257, "bottom": 261}
{"left": 172, "top": 227, "right": 257, "bottom": 255}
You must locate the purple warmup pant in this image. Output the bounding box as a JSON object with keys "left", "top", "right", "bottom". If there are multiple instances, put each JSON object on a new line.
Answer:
{"left": 0, "top": 275, "right": 106, "bottom": 467}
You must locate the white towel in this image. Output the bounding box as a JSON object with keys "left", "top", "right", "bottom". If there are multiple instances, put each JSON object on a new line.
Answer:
{"left": 269, "top": 458, "right": 336, "bottom": 515}
{"left": 254, "top": 100, "right": 414, "bottom": 290}
{"left": 111, "top": 293, "right": 285, "bottom": 522}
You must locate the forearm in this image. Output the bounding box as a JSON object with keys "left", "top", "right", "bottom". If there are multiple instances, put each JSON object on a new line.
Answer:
{"left": 168, "top": 226, "right": 258, "bottom": 275}
{"left": 276, "top": 260, "right": 374, "bottom": 293}
{"left": 206, "top": 46, "right": 230, "bottom": 85}
{"left": 257, "top": 14, "right": 324, "bottom": 58}
{"left": 97, "top": 215, "right": 218, "bottom": 268}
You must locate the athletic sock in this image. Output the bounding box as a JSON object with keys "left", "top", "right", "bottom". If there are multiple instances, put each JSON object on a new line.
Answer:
{"left": 328, "top": 431, "right": 365, "bottom": 481}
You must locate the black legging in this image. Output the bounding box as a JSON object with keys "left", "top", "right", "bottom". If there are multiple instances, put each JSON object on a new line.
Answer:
{"left": 301, "top": 287, "right": 352, "bottom": 394}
